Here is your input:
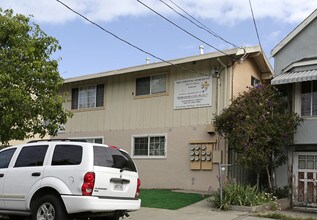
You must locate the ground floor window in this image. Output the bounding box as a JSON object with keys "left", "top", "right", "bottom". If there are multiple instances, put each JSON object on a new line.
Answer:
{"left": 72, "top": 137, "right": 103, "bottom": 144}
{"left": 132, "top": 134, "right": 166, "bottom": 158}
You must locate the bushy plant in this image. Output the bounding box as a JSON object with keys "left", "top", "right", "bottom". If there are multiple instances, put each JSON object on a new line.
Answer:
{"left": 268, "top": 185, "right": 289, "bottom": 199}
{"left": 211, "top": 183, "right": 279, "bottom": 210}
{"left": 214, "top": 85, "right": 303, "bottom": 189}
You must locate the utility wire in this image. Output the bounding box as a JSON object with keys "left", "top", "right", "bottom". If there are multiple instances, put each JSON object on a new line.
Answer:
{"left": 248, "top": 0, "right": 262, "bottom": 49}
{"left": 56, "top": 0, "right": 208, "bottom": 76}
{"left": 137, "top": 0, "right": 237, "bottom": 61}
{"left": 163, "top": 0, "right": 239, "bottom": 48}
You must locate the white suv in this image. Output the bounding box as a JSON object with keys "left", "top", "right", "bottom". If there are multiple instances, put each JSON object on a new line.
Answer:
{"left": 0, "top": 139, "right": 141, "bottom": 220}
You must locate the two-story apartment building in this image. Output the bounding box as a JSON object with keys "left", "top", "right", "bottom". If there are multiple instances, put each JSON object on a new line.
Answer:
{"left": 271, "top": 9, "right": 317, "bottom": 207}
{"left": 57, "top": 46, "right": 272, "bottom": 192}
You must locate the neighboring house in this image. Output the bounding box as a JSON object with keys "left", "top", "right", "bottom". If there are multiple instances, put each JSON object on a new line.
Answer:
{"left": 57, "top": 46, "right": 272, "bottom": 191}
{"left": 271, "top": 9, "right": 317, "bottom": 207}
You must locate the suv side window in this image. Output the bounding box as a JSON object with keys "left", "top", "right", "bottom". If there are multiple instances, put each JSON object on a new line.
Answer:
{"left": 14, "top": 145, "right": 48, "bottom": 167}
{"left": 52, "top": 145, "right": 82, "bottom": 166}
{"left": 94, "top": 146, "right": 137, "bottom": 172}
{"left": 0, "top": 148, "right": 16, "bottom": 169}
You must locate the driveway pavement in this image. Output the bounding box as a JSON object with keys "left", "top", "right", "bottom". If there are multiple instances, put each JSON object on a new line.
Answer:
{"left": 2, "top": 199, "right": 317, "bottom": 220}
{"left": 127, "top": 199, "right": 273, "bottom": 220}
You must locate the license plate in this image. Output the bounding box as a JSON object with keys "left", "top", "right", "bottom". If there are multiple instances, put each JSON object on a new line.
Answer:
{"left": 114, "top": 183, "right": 123, "bottom": 191}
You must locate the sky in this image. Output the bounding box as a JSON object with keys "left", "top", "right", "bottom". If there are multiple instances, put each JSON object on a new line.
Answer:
{"left": 0, "top": 0, "right": 316, "bottom": 79}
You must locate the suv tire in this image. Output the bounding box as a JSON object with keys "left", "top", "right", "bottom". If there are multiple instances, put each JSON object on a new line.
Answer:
{"left": 31, "top": 194, "right": 69, "bottom": 220}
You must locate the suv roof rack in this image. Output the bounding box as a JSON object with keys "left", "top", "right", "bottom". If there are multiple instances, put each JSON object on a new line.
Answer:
{"left": 27, "top": 139, "right": 88, "bottom": 144}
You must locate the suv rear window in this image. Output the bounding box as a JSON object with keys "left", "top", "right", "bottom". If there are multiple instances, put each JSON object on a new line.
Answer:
{"left": 15, "top": 145, "right": 48, "bottom": 167}
{"left": 52, "top": 145, "right": 82, "bottom": 166}
{"left": 93, "top": 146, "right": 137, "bottom": 172}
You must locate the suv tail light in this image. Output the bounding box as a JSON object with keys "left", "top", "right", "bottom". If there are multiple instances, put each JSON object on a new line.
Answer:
{"left": 135, "top": 178, "right": 141, "bottom": 198}
{"left": 82, "top": 172, "right": 95, "bottom": 196}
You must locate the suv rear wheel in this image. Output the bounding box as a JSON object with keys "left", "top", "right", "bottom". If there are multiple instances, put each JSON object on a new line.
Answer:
{"left": 31, "top": 194, "right": 69, "bottom": 220}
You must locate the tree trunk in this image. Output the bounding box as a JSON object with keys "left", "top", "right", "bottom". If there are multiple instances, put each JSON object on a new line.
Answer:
{"left": 271, "top": 152, "right": 276, "bottom": 190}
{"left": 256, "top": 172, "right": 260, "bottom": 190}
{"left": 266, "top": 164, "right": 272, "bottom": 190}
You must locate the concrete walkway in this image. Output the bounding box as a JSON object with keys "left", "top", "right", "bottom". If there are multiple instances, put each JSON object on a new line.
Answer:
{"left": 127, "top": 199, "right": 273, "bottom": 220}
{"left": 127, "top": 198, "right": 317, "bottom": 220}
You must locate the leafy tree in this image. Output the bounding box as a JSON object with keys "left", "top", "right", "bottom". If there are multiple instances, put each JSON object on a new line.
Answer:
{"left": 214, "top": 84, "right": 303, "bottom": 189}
{"left": 0, "top": 9, "right": 71, "bottom": 145}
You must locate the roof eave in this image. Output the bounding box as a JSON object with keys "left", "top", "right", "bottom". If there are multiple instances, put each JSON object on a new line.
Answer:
{"left": 271, "top": 9, "right": 317, "bottom": 57}
{"left": 63, "top": 46, "right": 267, "bottom": 84}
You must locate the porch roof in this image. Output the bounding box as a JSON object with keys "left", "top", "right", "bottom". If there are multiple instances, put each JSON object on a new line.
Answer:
{"left": 271, "top": 69, "right": 317, "bottom": 85}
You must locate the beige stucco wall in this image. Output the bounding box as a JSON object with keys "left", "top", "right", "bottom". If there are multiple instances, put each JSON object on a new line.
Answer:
{"left": 57, "top": 56, "right": 265, "bottom": 191}
{"left": 57, "top": 125, "right": 222, "bottom": 191}
{"left": 232, "top": 58, "right": 262, "bottom": 98}
{"left": 8, "top": 135, "right": 49, "bottom": 146}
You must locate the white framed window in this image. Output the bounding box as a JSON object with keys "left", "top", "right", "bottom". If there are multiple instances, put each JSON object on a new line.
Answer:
{"left": 131, "top": 134, "right": 167, "bottom": 158}
{"left": 135, "top": 73, "right": 167, "bottom": 96}
{"left": 251, "top": 76, "right": 260, "bottom": 87}
{"left": 71, "top": 84, "right": 104, "bottom": 110}
{"left": 70, "top": 137, "right": 104, "bottom": 144}
{"left": 301, "top": 81, "right": 317, "bottom": 116}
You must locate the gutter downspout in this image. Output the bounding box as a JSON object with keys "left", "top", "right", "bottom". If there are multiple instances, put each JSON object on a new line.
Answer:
{"left": 217, "top": 58, "right": 228, "bottom": 166}
{"left": 217, "top": 58, "right": 228, "bottom": 108}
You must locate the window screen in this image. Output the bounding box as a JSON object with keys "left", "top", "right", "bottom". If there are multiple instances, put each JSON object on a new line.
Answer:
{"left": 136, "top": 76, "right": 150, "bottom": 96}
{"left": 151, "top": 74, "right": 166, "bottom": 94}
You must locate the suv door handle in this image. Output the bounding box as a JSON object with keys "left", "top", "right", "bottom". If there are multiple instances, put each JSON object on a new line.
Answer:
{"left": 32, "top": 172, "right": 41, "bottom": 177}
{"left": 0, "top": 174, "right": 4, "bottom": 178}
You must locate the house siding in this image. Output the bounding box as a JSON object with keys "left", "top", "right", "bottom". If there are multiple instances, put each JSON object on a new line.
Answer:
{"left": 57, "top": 49, "right": 271, "bottom": 191}
{"left": 60, "top": 62, "right": 219, "bottom": 132}
{"left": 274, "top": 18, "right": 317, "bottom": 76}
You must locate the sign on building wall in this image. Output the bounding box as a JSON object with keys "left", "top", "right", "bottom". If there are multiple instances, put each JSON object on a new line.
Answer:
{"left": 174, "top": 76, "right": 212, "bottom": 109}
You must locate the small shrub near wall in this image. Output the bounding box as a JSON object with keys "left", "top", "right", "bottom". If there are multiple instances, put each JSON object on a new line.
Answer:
{"left": 210, "top": 183, "right": 280, "bottom": 211}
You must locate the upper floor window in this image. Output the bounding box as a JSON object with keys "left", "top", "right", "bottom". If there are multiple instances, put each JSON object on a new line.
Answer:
{"left": 251, "top": 76, "right": 260, "bottom": 87}
{"left": 71, "top": 84, "right": 104, "bottom": 110}
{"left": 136, "top": 73, "right": 167, "bottom": 96}
{"left": 132, "top": 134, "right": 166, "bottom": 158}
{"left": 301, "top": 81, "right": 317, "bottom": 116}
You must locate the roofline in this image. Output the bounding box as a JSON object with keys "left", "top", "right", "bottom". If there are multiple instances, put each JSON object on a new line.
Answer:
{"left": 283, "top": 58, "right": 317, "bottom": 73}
{"left": 271, "top": 9, "right": 317, "bottom": 57}
{"left": 64, "top": 46, "right": 268, "bottom": 84}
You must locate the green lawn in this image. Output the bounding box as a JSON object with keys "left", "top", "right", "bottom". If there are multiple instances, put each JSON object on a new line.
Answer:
{"left": 139, "top": 189, "right": 207, "bottom": 210}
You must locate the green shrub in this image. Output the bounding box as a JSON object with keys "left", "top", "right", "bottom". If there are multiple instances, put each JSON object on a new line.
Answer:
{"left": 211, "top": 183, "right": 278, "bottom": 210}
{"left": 270, "top": 186, "right": 289, "bottom": 199}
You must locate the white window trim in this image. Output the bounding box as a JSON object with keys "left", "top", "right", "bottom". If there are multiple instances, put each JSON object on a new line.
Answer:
{"left": 69, "top": 136, "right": 104, "bottom": 144}
{"left": 131, "top": 133, "right": 167, "bottom": 159}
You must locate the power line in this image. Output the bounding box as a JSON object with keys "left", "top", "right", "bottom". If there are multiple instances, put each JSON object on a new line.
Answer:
{"left": 56, "top": 0, "right": 208, "bottom": 76}
{"left": 248, "top": 0, "right": 262, "bottom": 49}
{"left": 162, "top": 0, "right": 239, "bottom": 48}
{"left": 137, "top": 0, "right": 237, "bottom": 61}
